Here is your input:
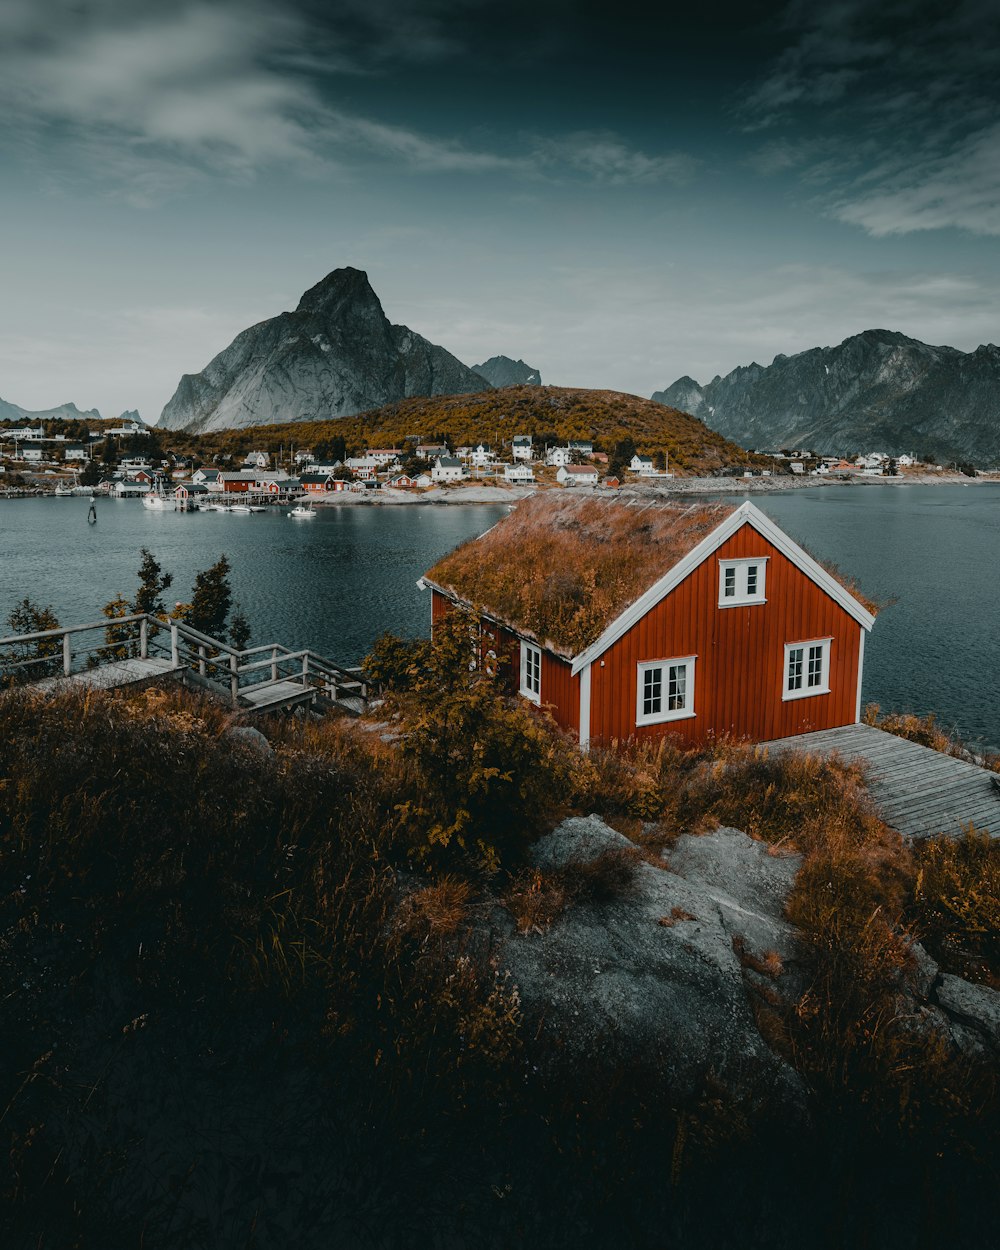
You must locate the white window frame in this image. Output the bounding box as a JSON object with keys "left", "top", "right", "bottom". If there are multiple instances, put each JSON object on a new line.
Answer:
{"left": 718, "top": 557, "right": 768, "bottom": 607}
{"left": 519, "top": 640, "right": 542, "bottom": 704}
{"left": 783, "top": 637, "right": 832, "bottom": 701}
{"left": 636, "top": 656, "right": 696, "bottom": 726}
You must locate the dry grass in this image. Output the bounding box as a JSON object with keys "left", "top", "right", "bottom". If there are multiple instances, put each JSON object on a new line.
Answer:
{"left": 864, "top": 703, "right": 1000, "bottom": 772}
{"left": 910, "top": 826, "right": 1000, "bottom": 986}
{"left": 504, "top": 868, "right": 571, "bottom": 934}
{"left": 427, "top": 494, "right": 735, "bottom": 655}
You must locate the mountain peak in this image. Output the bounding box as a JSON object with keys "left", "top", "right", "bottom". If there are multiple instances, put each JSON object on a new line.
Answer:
{"left": 295, "top": 267, "right": 382, "bottom": 316}
{"left": 473, "top": 355, "right": 542, "bottom": 387}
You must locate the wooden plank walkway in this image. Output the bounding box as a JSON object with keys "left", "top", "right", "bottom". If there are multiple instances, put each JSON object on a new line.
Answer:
{"left": 765, "top": 723, "right": 999, "bottom": 840}
{"left": 33, "top": 657, "right": 185, "bottom": 694}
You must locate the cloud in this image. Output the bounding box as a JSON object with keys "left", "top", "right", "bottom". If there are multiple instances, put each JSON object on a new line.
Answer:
{"left": 833, "top": 123, "right": 1000, "bottom": 236}
{"left": 736, "top": 1, "right": 1000, "bottom": 236}
{"left": 533, "top": 131, "right": 697, "bottom": 185}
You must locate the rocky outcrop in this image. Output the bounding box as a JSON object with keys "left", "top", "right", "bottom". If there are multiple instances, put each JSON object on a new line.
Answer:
{"left": 501, "top": 816, "right": 808, "bottom": 1111}
{"left": 472, "top": 356, "right": 541, "bottom": 387}
{"left": 158, "top": 267, "right": 490, "bottom": 433}
{"left": 501, "top": 816, "right": 1000, "bottom": 1112}
{"left": 653, "top": 329, "right": 1000, "bottom": 466}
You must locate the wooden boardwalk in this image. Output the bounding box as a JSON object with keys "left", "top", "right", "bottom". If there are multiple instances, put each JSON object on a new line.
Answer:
{"left": 766, "top": 723, "right": 999, "bottom": 840}
{"left": 33, "top": 657, "right": 185, "bottom": 694}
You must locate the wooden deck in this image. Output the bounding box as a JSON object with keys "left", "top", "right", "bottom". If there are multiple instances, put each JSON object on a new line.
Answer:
{"left": 33, "top": 657, "right": 185, "bottom": 694}
{"left": 765, "top": 723, "right": 999, "bottom": 840}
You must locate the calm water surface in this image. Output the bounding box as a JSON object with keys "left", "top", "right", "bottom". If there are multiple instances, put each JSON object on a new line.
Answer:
{"left": 1, "top": 485, "right": 997, "bottom": 749}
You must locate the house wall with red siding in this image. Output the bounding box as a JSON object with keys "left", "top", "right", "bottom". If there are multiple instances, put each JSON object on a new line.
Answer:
{"left": 587, "top": 522, "right": 862, "bottom": 746}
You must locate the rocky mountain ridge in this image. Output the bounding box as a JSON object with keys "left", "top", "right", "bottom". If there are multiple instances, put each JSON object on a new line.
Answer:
{"left": 472, "top": 355, "right": 541, "bottom": 387}
{"left": 653, "top": 329, "right": 1000, "bottom": 466}
{"left": 158, "top": 268, "right": 490, "bottom": 433}
{"left": 0, "top": 398, "right": 104, "bottom": 424}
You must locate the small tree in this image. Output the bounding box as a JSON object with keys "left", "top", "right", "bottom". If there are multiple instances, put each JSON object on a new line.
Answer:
{"left": 134, "top": 547, "right": 173, "bottom": 617}
{"left": 229, "top": 603, "right": 252, "bottom": 652}
{"left": 101, "top": 592, "right": 134, "bottom": 661}
{"left": 187, "top": 555, "right": 232, "bottom": 638}
{"left": 3, "top": 598, "right": 62, "bottom": 681}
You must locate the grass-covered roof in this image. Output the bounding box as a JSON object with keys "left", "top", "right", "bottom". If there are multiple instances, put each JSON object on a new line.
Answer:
{"left": 425, "top": 494, "right": 737, "bottom": 656}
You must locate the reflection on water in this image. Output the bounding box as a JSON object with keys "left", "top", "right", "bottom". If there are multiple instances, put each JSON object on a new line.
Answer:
{"left": 1, "top": 485, "right": 997, "bottom": 749}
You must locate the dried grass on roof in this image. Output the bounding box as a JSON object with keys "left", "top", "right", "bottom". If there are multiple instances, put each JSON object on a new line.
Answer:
{"left": 427, "top": 494, "right": 736, "bottom": 655}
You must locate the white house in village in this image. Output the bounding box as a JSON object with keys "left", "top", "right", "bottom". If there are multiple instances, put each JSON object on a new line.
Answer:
{"left": 346, "top": 457, "right": 379, "bottom": 480}
{"left": 568, "top": 439, "right": 594, "bottom": 457}
{"left": 630, "top": 454, "right": 655, "bottom": 475}
{"left": 557, "top": 464, "right": 599, "bottom": 486}
{"left": 897, "top": 454, "right": 914, "bottom": 467}
{"left": 365, "top": 448, "right": 402, "bottom": 466}
{"left": 504, "top": 463, "right": 535, "bottom": 484}
{"left": 469, "top": 443, "right": 493, "bottom": 467}
{"left": 547, "top": 446, "right": 573, "bottom": 468}
{"left": 512, "top": 435, "right": 533, "bottom": 462}
{"left": 244, "top": 450, "right": 270, "bottom": 469}
{"left": 431, "top": 456, "right": 465, "bottom": 483}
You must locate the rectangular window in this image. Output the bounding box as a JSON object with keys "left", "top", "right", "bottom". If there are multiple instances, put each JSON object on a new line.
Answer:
{"left": 718, "top": 558, "right": 767, "bottom": 606}
{"left": 520, "top": 641, "right": 541, "bottom": 703}
{"left": 636, "top": 657, "right": 696, "bottom": 726}
{"left": 783, "top": 638, "right": 831, "bottom": 700}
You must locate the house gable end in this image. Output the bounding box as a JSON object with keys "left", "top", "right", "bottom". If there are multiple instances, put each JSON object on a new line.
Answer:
{"left": 570, "top": 501, "right": 875, "bottom": 676}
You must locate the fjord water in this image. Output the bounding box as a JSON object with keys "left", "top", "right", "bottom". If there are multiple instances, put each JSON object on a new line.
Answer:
{"left": 1, "top": 485, "right": 997, "bottom": 749}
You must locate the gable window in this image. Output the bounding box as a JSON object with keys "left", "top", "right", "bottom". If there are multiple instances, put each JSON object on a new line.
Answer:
{"left": 718, "top": 558, "right": 767, "bottom": 607}
{"left": 520, "top": 640, "right": 541, "bottom": 703}
{"left": 636, "top": 656, "right": 696, "bottom": 726}
{"left": 783, "top": 638, "right": 831, "bottom": 700}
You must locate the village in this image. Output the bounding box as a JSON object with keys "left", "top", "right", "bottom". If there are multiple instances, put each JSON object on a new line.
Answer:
{"left": 0, "top": 417, "right": 963, "bottom": 505}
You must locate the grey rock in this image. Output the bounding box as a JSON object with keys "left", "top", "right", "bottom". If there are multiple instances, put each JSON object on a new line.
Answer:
{"left": 502, "top": 816, "right": 808, "bottom": 1112}
{"left": 907, "top": 941, "right": 941, "bottom": 1000}
{"left": 652, "top": 328, "right": 1000, "bottom": 467}
{"left": 159, "top": 267, "right": 490, "bottom": 432}
{"left": 936, "top": 973, "right": 1000, "bottom": 1051}
{"left": 224, "top": 725, "right": 273, "bottom": 756}
{"left": 472, "top": 355, "right": 542, "bottom": 387}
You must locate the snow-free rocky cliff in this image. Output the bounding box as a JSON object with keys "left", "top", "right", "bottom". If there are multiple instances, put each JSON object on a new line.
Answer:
{"left": 653, "top": 329, "right": 1000, "bottom": 466}
{"left": 158, "top": 268, "right": 491, "bottom": 433}
{"left": 472, "top": 355, "right": 542, "bottom": 387}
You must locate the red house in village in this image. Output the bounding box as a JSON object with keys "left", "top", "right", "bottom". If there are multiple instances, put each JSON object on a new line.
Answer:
{"left": 421, "top": 496, "right": 877, "bottom": 748}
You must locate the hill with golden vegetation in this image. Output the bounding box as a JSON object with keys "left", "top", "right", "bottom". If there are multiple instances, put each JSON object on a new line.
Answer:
{"left": 185, "top": 385, "right": 764, "bottom": 476}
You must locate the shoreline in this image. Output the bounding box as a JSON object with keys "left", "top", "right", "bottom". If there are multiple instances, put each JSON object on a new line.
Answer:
{"left": 307, "top": 471, "right": 1000, "bottom": 507}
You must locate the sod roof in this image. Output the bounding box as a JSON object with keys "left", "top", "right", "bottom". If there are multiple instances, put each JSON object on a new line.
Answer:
{"left": 425, "top": 494, "right": 738, "bottom": 657}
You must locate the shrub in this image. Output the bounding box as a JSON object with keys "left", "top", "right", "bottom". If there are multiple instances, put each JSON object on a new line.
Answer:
{"left": 910, "top": 826, "right": 1000, "bottom": 985}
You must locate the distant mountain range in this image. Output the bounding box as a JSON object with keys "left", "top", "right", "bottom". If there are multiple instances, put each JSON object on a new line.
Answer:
{"left": 0, "top": 398, "right": 103, "bottom": 424}
{"left": 158, "top": 268, "right": 494, "bottom": 433}
{"left": 472, "top": 356, "right": 541, "bottom": 387}
{"left": 653, "top": 329, "right": 1000, "bottom": 466}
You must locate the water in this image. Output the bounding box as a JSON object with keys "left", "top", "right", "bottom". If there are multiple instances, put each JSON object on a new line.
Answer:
{"left": 1, "top": 486, "right": 997, "bottom": 749}
{"left": 0, "top": 498, "right": 508, "bottom": 667}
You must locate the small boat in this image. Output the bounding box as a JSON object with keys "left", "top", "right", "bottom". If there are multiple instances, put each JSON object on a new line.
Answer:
{"left": 288, "top": 503, "right": 316, "bottom": 518}
{"left": 248, "top": 505, "right": 267, "bottom": 513}
{"left": 142, "top": 481, "right": 172, "bottom": 510}
{"left": 53, "top": 484, "right": 74, "bottom": 496}
{"left": 230, "top": 503, "right": 253, "bottom": 514}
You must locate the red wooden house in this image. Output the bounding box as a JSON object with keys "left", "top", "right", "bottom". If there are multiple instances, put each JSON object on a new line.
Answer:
{"left": 421, "top": 496, "right": 877, "bottom": 749}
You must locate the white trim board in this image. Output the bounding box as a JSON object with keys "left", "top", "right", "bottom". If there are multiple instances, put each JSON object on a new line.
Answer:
{"left": 570, "top": 501, "right": 875, "bottom": 677}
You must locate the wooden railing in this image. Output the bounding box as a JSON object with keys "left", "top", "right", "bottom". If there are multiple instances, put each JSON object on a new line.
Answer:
{"left": 0, "top": 613, "right": 369, "bottom": 709}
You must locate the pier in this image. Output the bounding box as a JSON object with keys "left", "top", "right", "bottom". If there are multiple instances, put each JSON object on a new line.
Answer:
{"left": 0, "top": 613, "right": 369, "bottom": 717}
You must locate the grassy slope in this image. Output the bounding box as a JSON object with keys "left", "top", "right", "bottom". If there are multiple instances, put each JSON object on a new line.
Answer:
{"left": 176, "top": 386, "right": 766, "bottom": 476}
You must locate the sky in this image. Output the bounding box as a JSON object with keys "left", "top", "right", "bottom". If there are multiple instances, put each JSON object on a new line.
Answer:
{"left": 2, "top": 0, "right": 999, "bottom": 423}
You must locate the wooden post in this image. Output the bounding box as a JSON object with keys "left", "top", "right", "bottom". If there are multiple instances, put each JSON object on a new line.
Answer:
{"left": 230, "top": 652, "right": 239, "bottom": 705}
{"left": 271, "top": 648, "right": 278, "bottom": 682}
{"left": 62, "top": 631, "right": 71, "bottom": 677}
{"left": 171, "top": 622, "right": 179, "bottom": 667}
{"left": 139, "top": 616, "right": 148, "bottom": 659}
{"left": 301, "top": 653, "right": 309, "bottom": 688}
{"left": 198, "top": 645, "right": 206, "bottom": 678}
